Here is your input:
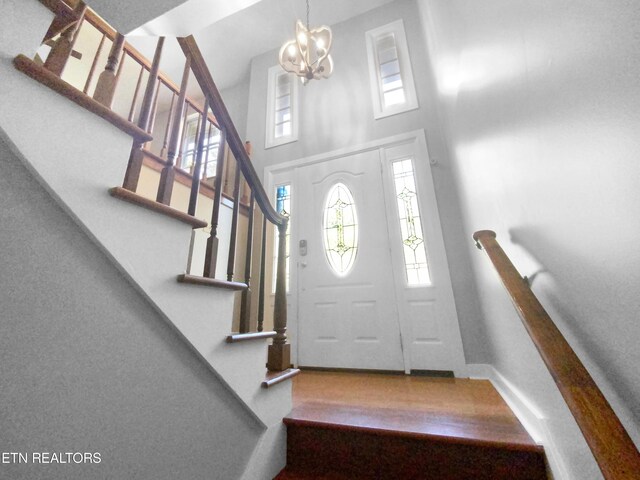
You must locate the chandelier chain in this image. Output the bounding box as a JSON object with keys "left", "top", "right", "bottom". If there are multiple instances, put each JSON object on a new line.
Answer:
{"left": 306, "top": 0, "right": 310, "bottom": 30}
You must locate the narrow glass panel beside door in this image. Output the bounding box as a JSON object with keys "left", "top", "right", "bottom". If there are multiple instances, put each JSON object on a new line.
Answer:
{"left": 391, "top": 159, "right": 431, "bottom": 285}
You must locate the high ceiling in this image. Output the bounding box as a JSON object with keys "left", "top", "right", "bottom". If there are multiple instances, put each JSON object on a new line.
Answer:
{"left": 127, "top": 0, "right": 395, "bottom": 92}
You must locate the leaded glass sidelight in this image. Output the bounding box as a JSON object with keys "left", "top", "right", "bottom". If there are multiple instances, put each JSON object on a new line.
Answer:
{"left": 323, "top": 183, "right": 358, "bottom": 275}
{"left": 392, "top": 159, "right": 431, "bottom": 285}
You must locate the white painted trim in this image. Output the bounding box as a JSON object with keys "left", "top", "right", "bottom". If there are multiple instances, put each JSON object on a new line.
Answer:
{"left": 467, "top": 364, "right": 571, "bottom": 480}
{"left": 265, "top": 129, "right": 428, "bottom": 176}
{"left": 265, "top": 130, "right": 467, "bottom": 375}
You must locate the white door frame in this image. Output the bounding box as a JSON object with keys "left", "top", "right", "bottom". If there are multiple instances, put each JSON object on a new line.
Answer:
{"left": 265, "top": 130, "right": 465, "bottom": 374}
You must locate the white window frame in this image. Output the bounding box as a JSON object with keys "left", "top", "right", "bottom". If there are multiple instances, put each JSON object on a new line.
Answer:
{"left": 265, "top": 65, "right": 299, "bottom": 149}
{"left": 365, "top": 19, "right": 418, "bottom": 119}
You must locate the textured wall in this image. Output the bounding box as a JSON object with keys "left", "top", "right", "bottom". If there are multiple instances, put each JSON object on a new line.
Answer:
{"left": 0, "top": 136, "right": 260, "bottom": 479}
{"left": 418, "top": 0, "right": 640, "bottom": 478}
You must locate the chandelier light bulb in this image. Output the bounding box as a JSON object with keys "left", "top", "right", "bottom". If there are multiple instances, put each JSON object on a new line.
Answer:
{"left": 278, "top": 1, "right": 333, "bottom": 85}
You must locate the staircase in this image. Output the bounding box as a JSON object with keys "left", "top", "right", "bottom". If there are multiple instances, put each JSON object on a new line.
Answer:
{"left": 275, "top": 371, "right": 548, "bottom": 480}
{"left": 1, "top": 1, "right": 295, "bottom": 478}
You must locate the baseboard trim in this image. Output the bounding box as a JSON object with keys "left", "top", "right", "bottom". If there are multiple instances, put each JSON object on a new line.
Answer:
{"left": 466, "top": 364, "right": 571, "bottom": 480}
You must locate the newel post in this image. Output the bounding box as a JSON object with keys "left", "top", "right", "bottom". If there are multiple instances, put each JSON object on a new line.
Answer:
{"left": 267, "top": 219, "right": 290, "bottom": 371}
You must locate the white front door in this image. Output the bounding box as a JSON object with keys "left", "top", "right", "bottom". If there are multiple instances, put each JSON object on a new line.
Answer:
{"left": 270, "top": 132, "right": 466, "bottom": 374}
{"left": 295, "top": 150, "right": 405, "bottom": 370}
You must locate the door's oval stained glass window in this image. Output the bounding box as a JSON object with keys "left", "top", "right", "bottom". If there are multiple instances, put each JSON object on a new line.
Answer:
{"left": 323, "top": 183, "right": 358, "bottom": 275}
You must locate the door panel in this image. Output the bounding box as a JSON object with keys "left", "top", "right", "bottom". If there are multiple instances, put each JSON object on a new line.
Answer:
{"left": 284, "top": 133, "right": 466, "bottom": 374}
{"left": 380, "top": 140, "right": 466, "bottom": 373}
{"left": 295, "top": 150, "right": 405, "bottom": 370}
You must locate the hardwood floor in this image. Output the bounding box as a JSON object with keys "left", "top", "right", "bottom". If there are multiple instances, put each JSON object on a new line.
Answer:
{"left": 277, "top": 370, "right": 548, "bottom": 479}
{"left": 289, "top": 370, "right": 537, "bottom": 449}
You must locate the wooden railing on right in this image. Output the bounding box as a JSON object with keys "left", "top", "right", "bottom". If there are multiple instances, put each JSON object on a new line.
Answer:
{"left": 473, "top": 230, "right": 640, "bottom": 480}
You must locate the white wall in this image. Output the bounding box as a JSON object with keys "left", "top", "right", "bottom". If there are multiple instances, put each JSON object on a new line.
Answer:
{"left": 244, "top": 0, "right": 488, "bottom": 364}
{"left": 221, "top": 75, "right": 251, "bottom": 141}
{"left": 88, "top": 0, "right": 191, "bottom": 35}
{"left": 418, "top": 0, "right": 640, "bottom": 478}
{"left": 0, "top": 135, "right": 260, "bottom": 479}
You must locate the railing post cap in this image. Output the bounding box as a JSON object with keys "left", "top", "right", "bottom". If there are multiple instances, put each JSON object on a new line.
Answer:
{"left": 472, "top": 230, "right": 497, "bottom": 242}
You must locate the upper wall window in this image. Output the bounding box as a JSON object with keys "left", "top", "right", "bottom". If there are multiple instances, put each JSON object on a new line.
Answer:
{"left": 265, "top": 65, "right": 298, "bottom": 149}
{"left": 365, "top": 20, "right": 418, "bottom": 119}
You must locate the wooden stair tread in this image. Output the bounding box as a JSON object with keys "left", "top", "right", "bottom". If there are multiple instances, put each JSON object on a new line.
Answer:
{"left": 285, "top": 402, "right": 541, "bottom": 452}
{"left": 177, "top": 274, "right": 246, "bottom": 291}
{"left": 279, "top": 371, "right": 548, "bottom": 479}
{"left": 275, "top": 469, "right": 350, "bottom": 479}
{"left": 109, "top": 187, "right": 207, "bottom": 229}
{"left": 14, "top": 55, "right": 152, "bottom": 143}
{"left": 284, "top": 422, "right": 547, "bottom": 480}
{"left": 262, "top": 368, "right": 301, "bottom": 388}
{"left": 226, "top": 331, "right": 277, "bottom": 343}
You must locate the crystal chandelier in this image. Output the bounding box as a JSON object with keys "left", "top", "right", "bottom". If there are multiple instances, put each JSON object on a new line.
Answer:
{"left": 278, "top": 0, "right": 333, "bottom": 85}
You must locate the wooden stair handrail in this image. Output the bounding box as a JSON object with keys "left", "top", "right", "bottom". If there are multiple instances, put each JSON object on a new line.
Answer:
{"left": 177, "top": 35, "right": 287, "bottom": 228}
{"left": 473, "top": 230, "right": 640, "bottom": 479}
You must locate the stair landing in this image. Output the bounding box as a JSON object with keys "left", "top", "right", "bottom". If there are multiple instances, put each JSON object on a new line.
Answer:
{"left": 277, "top": 370, "right": 547, "bottom": 479}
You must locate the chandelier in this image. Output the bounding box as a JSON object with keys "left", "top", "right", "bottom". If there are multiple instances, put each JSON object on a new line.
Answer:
{"left": 278, "top": 0, "right": 333, "bottom": 85}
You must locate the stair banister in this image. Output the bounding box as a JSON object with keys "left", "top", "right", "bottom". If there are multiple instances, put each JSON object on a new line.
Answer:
{"left": 178, "top": 35, "right": 290, "bottom": 370}
{"left": 176, "top": 36, "right": 287, "bottom": 229}
{"left": 473, "top": 230, "right": 640, "bottom": 480}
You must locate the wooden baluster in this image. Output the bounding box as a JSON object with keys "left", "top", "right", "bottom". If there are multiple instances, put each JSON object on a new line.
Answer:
{"left": 83, "top": 33, "right": 106, "bottom": 94}
{"left": 137, "top": 38, "right": 164, "bottom": 133}
{"left": 203, "top": 120, "right": 214, "bottom": 177}
{"left": 157, "top": 53, "right": 191, "bottom": 205}
{"left": 226, "top": 157, "right": 242, "bottom": 281}
{"left": 93, "top": 33, "right": 124, "bottom": 107}
{"left": 188, "top": 99, "right": 209, "bottom": 216}
{"left": 257, "top": 215, "right": 267, "bottom": 332}
{"left": 127, "top": 66, "right": 145, "bottom": 122}
{"left": 144, "top": 79, "right": 162, "bottom": 149}
{"left": 160, "top": 92, "right": 176, "bottom": 159}
{"left": 176, "top": 102, "right": 191, "bottom": 168}
{"left": 239, "top": 190, "right": 255, "bottom": 333}
{"left": 114, "top": 48, "right": 127, "bottom": 87}
{"left": 203, "top": 130, "right": 227, "bottom": 278}
{"left": 238, "top": 141, "right": 255, "bottom": 332}
{"left": 267, "top": 219, "right": 290, "bottom": 371}
{"left": 223, "top": 149, "right": 232, "bottom": 196}
{"left": 44, "top": 1, "right": 87, "bottom": 76}
{"left": 122, "top": 37, "right": 164, "bottom": 192}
